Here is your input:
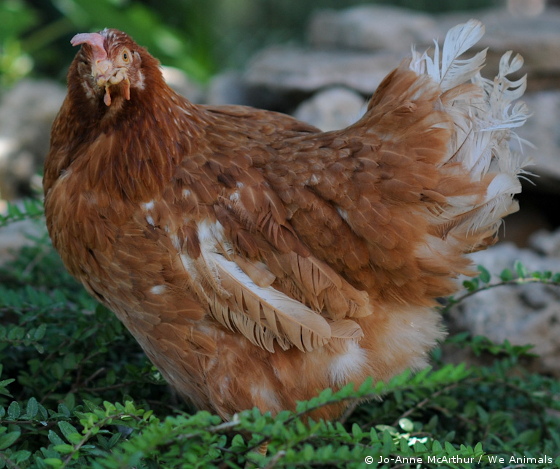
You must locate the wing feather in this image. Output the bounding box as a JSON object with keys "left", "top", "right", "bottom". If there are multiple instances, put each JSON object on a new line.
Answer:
{"left": 205, "top": 249, "right": 332, "bottom": 352}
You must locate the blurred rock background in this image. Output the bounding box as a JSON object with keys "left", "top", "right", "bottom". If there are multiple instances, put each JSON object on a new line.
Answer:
{"left": 1, "top": 0, "right": 559, "bottom": 373}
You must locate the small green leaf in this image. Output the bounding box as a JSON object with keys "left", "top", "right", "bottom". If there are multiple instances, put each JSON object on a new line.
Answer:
{"left": 476, "top": 405, "right": 489, "bottom": 425}
{"left": 48, "top": 430, "right": 66, "bottom": 446}
{"left": 37, "top": 403, "right": 48, "bottom": 420}
{"left": 57, "top": 404, "right": 71, "bottom": 417}
{"left": 34, "top": 323, "right": 47, "bottom": 340}
{"left": 7, "top": 326, "right": 25, "bottom": 341}
{"left": 58, "top": 421, "right": 81, "bottom": 444}
{"left": 12, "top": 449, "right": 31, "bottom": 464}
{"left": 7, "top": 401, "right": 21, "bottom": 419}
{"left": 63, "top": 353, "right": 77, "bottom": 370}
{"left": 444, "top": 441, "right": 456, "bottom": 453}
{"left": 230, "top": 433, "right": 246, "bottom": 450}
{"left": 107, "top": 432, "right": 122, "bottom": 448}
{"left": 462, "top": 278, "right": 479, "bottom": 292}
{"left": 26, "top": 397, "right": 38, "bottom": 419}
{"left": 302, "top": 444, "right": 314, "bottom": 461}
{"left": 53, "top": 444, "right": 75, "bottom": 454}
{"left": 43, "top": 458, "right": 64, "bottom": 468}
{"left": 500, "top": 268, "right": 514, "bottom": 281}
{"left": 0, "top": 379, "right": 15, "bottom": 388}
{"left": 51, "top": 363, "right": 64, "bottom": 380}
{"left": 64, "top": 393, "right": 75, "bottom": 411}
{"left": 514, "top": 260, "right": 527, "bottom": 279}
{"left": 0, "top": 429, "right": 21, "bottom": 450}
{"left": 358, "top": 376, "right": 373, "bottom": 394}
{"left": 477, "top": 265, "right": 491, "bottom": 283}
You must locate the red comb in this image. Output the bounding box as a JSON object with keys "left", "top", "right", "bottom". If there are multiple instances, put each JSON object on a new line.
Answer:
{"left": 71, "top": 33, "right": 107, "bottom": 62}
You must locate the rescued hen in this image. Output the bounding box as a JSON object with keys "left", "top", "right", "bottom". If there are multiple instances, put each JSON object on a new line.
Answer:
{"left": 44, "top": 21, "right": 529, "bottom": 420}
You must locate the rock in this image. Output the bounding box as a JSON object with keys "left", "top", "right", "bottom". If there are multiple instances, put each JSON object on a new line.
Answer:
{"left": 435, "top": 7, "right": 560, "bottom": 88}
{"left": 206, "top": 71, "right": 253, "bottom": 106}
{"left": 161, "top": 66, "right": 205, "bottom": 103}
{"left": 308, "top": 5, "right": 436, "bottom": 53}
{"left": 529, "top": 228, "right": 560, "bottom": 256}
{"left": 0, "top": 200, "right": 46, "bottom": 265}
{"left": 516, "top": 90, "right": 560, "bottom": 183}
{"left": 293, "top": 86, "right": 366, "bottom": 131}
{"left": 308, "top": 5, "right": 560, "bottom": 91}
{"left": 245, "top": 46, "right": 402, "bottom": 95}
{"left": 0, "top": 218, "right": 45, "bottom": 266}
{"left": 0, "top": 80, "right": 66, "bottom": 200}
{"left": 507, "top": 0, "right": 547, "bottom": 17}
{"left": 243, "top": 5, "right": 560, "bottom": 108}
{"left": 448, "top": 240, "right": 560, "bottom": 375}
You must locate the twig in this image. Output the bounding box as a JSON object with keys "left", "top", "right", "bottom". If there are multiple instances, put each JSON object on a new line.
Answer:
{"left": 60, "top": 412, "right": 143, "bottom": 469}
{"left": 0, "top": 451, "right": 22, "bottom": 469}
{"left": 262, "top": 450, "right": 286, "bottom": 469}
{"left": 439, "top": 277, "right": 560, "bottom": 315}
{"left": 390, "top": 382, "right": 461, "bottom": 427}
{"left": 21, "top": 245, "right": 49, "bottom": 277}
{"left": 176, "top": 414, "right": 242, "bottom": 442}
{"left": 337, "top": 399, "right": 360, "bottom": 425}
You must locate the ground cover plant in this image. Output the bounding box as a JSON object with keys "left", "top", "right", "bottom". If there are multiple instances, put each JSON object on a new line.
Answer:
{"left": 1, "top": 202, "right": 559, "bottom": 468}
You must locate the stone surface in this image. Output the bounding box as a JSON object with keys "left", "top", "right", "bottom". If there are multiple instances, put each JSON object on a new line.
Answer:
{"left": 529, "top": 228, "right": 560, "bottom": 257}
{"left": 0, "top": 80, "right": 66, "bottom": 199}
{"left": 307, "top": 5, "right": 560, "bottom": 91}
{"left": 435, "top": 7, "right": 560, "bottom": 86}
{"left": 516, "top": 90, "right": 560, "bottom": 183}
{"left": 245, "top": 46, "right": 402, "bottom": 94}
{"left": 308, "top": 5, "right": 436, "bottom": 53}
{"left": 0, "top": 198, "right": 45, "bottom": 265}
{"left": 161, "top": 66, "right": 205, "bottom": 103}
{"left": 0, "top": 219, "right": 45, "bottom": 265}
{"left": 206, "top": 71, "right": 252, "bottom": 106}
{"left": 448, "top": 239, "right": 560, "bottom": 375}
{"left": 293, "top": 86, "right": 366, "bottom": 131}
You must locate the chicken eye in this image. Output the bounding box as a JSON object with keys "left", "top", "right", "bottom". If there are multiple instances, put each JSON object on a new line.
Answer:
{"left": 122, "top": 49, "right": 130, "bottom": 63}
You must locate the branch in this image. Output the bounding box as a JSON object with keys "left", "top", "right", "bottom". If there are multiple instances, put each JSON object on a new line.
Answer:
{"left": 439, "top": 276, "right": 560, "bottom": 315}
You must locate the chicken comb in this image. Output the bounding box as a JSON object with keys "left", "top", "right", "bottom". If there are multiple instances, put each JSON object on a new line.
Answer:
{"left": 71, "top": 32, "right": 107, "bottom": 62}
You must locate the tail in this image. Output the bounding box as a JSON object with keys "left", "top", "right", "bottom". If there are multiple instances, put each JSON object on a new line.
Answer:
{"left": 292, "top": 20, "right": 532, "bottom": 391}
{"left": 410, "top": 20, "right": 531, "bottom": 252}
{"left": 343, "top": 21, "right": 531, "bottom": 385}
{"left": 337, "top": 19, "right": 532, "bottom": 306}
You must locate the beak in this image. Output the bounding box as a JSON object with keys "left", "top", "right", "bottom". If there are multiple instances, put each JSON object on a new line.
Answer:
{"left": 92, "top": 59, "right": 131, "bottom": 106}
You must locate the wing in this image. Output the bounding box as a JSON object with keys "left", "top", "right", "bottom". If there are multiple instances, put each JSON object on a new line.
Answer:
{"left": 132, "top": 103, "right": 368, "bottom": 353}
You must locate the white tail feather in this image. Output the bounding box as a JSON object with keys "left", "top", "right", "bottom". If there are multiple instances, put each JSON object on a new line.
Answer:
{"left": 411, "top": 19, "right": 531, "bottom": 237}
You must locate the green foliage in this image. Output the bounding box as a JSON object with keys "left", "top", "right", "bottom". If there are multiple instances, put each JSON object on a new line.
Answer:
{"left": 0, "top": 201, "right": 559, "bottom": 468}
{"left": 441, "top": 262, "right": 560, "bottom": 315}
{"left": 1, "top": 0, "right": 216, "bottom": 86}
{"left": 0, "top": 0, "right": 37, "bottom": 87}
{"left": 0, "top": 200, "right": 44, "bottom": 228}
{"left": 3, "top": 0, "right": 499, "bottom": 88}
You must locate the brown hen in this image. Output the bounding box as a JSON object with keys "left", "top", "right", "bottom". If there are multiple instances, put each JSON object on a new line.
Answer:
{"left": 44, "top": 21, "right": 529, "bottom": 420}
